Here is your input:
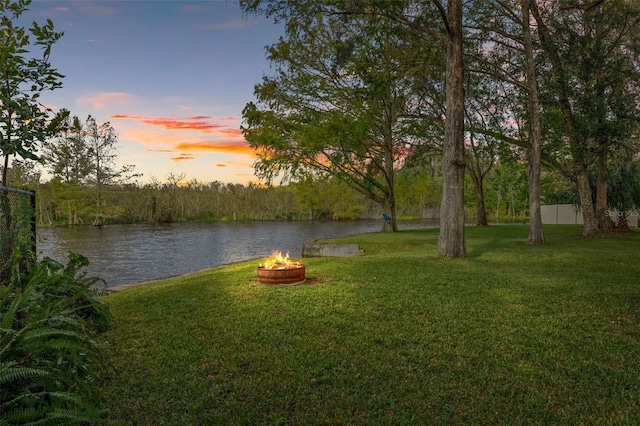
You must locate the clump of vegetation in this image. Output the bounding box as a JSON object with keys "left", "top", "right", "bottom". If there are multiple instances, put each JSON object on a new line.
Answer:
{"left": 608, "top": 163, "right": 640, "bottom": 229}
{"left": 1, "top": 253, "right": 111, "bottom": 425}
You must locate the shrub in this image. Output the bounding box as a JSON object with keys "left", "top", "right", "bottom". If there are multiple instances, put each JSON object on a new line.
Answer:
{"left": 608, "top": 162, "right": 640, "bottom": 229}
{"left": 0, "top": 253, "right": 111, "bottom": 425}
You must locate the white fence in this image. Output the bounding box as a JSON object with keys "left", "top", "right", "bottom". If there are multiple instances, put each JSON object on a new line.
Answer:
{"left": 541, "top": 204, "right": 638, "bottom": 227}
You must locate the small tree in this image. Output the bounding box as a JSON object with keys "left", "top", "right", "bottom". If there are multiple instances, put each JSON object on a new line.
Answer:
{"left": 85, "top": 115, "right": 136, "bottom": 225}
{"left": 44, "top": 113, "right": 92, "bottom": 185}
{"left": 607, "top": 163, "right": 640, "bottom": 229}
{"left": 240, "top": 1, "right": 436, "bottom": 232}
{"left": 0, "top": 0, "right": 64, "bottom": 278}
{"left": 0, "top": 0, "right": 65, "bottom": 186}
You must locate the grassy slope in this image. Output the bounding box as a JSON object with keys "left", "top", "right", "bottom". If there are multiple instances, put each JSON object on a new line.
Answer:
{"left": 98, "top": 225, "right": 640, "bottom": 425}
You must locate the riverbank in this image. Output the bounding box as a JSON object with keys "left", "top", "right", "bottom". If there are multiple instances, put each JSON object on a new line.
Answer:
{"left": 103, "top": 257, "right": 263, "bottom": 293}
{"left": 96, "top": 225, "right": 640, "bottom": 424}
{"left": 38, "top": 219, "right": 440, "bottom": 287}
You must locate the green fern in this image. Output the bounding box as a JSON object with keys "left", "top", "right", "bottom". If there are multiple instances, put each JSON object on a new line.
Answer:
{"left": 1, "top": 251, "right": 111, "bottom": 424}
{"left": 0, "top": 407, "right": 47, "bottom": 425}
{"left": 0, "top": 362, "right": 50, "bottom": 384}
{"left": 1, "top": 285, "right": 28, "bottom": 330}
{"left": 21, "top": 327, "right": 96, "bottom": 349}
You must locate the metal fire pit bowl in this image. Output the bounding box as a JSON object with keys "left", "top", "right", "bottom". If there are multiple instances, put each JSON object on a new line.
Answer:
{"left": 257, "top": 265, "right": 306, "bottom": 285}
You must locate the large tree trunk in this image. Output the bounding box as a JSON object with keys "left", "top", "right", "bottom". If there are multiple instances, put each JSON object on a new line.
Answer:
{"left": 438, "top": 0, "right": 467, "bottom": 258}
{"left": 384, "top": 196, "right": 398, "bottom": 232}
{"left": 596, "top": 146, "right": 614, "bottom": 231}
{"left": 382, "top": 104, "right": 398, "bottom": 233}
{"left": 381, "top": 198, "right": 396, "bottom": 233}
{"left": 522, "top": 0, "right": 545, "bottom": 244}
{"left": 474, "top": 181, "right": 489, "bottom": 226}
{"left": 381, "top": 173, "right": 398, "bottom": 233}
{"left": 530, "top": 0, "right": 599, "bottom": 237}
{"left": 467, "top": 163, "right": 488, "bottom": 226}
{"left": 575, "top": 162, "right": 599, "bottom": 235}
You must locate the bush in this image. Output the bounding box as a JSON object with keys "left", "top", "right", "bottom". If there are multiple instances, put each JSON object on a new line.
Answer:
{"left": 0, "top": 253, "right": 111, "bottom": 425}
{"left": 0, "top": 191, "right": 36, "bottom": 285}
{"left": 608, "top": 162, "right": 640, "bottom": 228}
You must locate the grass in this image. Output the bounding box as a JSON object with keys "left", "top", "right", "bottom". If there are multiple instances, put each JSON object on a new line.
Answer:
{"left": 96, "top": 225, "right": 640, "bottom": 425}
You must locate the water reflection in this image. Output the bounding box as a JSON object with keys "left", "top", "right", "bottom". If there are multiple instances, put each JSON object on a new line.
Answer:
{"left": 37, "top": 220, "right": 438, "bottom": 287}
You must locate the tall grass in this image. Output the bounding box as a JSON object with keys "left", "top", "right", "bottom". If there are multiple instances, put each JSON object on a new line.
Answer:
{"left": 97, "top": 225, "right": 640, "bottom": 425}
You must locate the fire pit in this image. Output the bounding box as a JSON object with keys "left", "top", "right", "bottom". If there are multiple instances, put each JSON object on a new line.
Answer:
{"left": 257, "top": 251, "right": 306, "bottom": 285}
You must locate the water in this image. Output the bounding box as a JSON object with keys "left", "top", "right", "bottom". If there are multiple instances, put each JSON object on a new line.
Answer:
{"left": 37, "top": 220, "right": 438, "bottom": 287}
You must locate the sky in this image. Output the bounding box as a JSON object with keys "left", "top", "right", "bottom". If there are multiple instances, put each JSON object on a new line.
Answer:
{"left": 24, "top": 0, "right": 284, "bottom": 185}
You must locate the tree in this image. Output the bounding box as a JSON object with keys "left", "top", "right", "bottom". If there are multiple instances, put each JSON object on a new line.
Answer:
{"left": 436, "top": 0, "right": 466, "bottom": 257}
{"left": 487, "top": 156, "right": 528, "bottom": 221}
{"left": 462, "top": 69, "right": 508, "bottom": 226}
{"left": 530, "top": 0, "right": 640, "bottom": 236}
{"left": 84, "top": 115, "right": 135, "bottom": 225}
{"left": 607, "top": 162, "right": 640, "bottom": 229}
{"left": 241, "top": 1, "right": 435, "bottom": 232}
{"left": 0, "top": 0, "right": 65, "bottom": 186}
{"left": 395, "top": 164, "right": 442, "bottom": 218}
{"left": 241, "top": 0, "right": 467, "bottom": 253}
{"left": 43, "top": 113, "right": 93, "bottom": 225}
{"left": 463, "top": 0, "right": 546, "bottom": 241}
{"left": 364, "top": 0, "right": 467, "bottom": 255}
{"left": 521, "top": 0, "right": 545, "bottom": 243}
{"left": 44, "top": 113, "right": 91, "bottom": 184}
{"left": 291, "top": 175, "right": 366, "bottom": 220}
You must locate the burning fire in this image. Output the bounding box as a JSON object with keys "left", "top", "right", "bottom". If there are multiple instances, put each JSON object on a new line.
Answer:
{"left": 259, "top": 251, "right": 304, "bottom": 270}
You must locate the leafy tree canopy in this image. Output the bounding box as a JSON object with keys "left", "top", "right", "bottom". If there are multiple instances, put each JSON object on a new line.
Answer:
{"left": 0, "top": 0, "right": 66, "bottom": 185}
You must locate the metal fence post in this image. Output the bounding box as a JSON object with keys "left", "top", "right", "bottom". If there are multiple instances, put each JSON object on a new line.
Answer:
{"left": 30, "top": 190, "right": 36, "bottom": 255}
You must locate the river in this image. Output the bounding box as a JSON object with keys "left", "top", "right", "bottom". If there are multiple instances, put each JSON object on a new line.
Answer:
{"left": 36, "top": 219, "right": 438, "bottom": 287}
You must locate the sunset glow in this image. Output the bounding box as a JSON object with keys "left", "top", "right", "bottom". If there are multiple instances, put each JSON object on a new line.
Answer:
{"left": 173, "top": 141, "right": 254, "bottom": 155}
{"left": 112, "top": 114, "right": 235, "bottom": 133}
{"left": 28, "top": 0, "right": 284, "bottom": 185}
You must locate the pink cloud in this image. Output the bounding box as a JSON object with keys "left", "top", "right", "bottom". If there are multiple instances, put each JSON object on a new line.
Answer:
{"left": 111, "top": 114, "right": 239, "bottom": 135}
{"left": 219, "top": 116, "right": 238, "bottom": 123}
{"left": 170, "top": 154, "right": 196, "bottom": 162}
{"left": 173, "top": 141, "right": 253, "bottom": 155}
{"left": 219, "top": 128, "right": 243, "bottom": 137}
{"left": 113, "top": 115, "right": 255, "bottom": 163}
{"left": 142, "top": 117, "right": 220, "bottom": 133}
{"left": 79, "top": 92, "right": 134, "bottom": 109}
{"left": 111, "top": 114, "right": 140, "bottom": 119}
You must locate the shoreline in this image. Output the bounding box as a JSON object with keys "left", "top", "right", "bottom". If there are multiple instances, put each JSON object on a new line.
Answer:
{"left": 100, "top": 257, "right": 263, "bottom": 293}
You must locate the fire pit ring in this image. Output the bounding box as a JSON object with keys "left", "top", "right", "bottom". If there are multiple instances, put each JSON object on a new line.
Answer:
{"left": 257, "top": 265, "right": 306, "bottom": 285}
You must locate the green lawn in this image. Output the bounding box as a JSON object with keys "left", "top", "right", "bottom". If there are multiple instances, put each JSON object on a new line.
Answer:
{"left": 97, "top": 225, "right": 640, "bottom": 425}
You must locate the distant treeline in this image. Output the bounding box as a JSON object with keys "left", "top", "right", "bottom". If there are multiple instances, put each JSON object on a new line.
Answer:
{"left": 32, "top": 173, "right": 444, "bottom": 226}
{"left": 7, "top": 157, "right": 577, "bottom": 227}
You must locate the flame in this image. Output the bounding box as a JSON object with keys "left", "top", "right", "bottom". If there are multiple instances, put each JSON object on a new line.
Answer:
{"left": 259, "top": 250, "right": 303, "bottom": 270}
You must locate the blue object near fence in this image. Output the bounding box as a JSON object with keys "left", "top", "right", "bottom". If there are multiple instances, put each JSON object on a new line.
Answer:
{"left": 382, "top": 213, "right": 391, "bottom": 224}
